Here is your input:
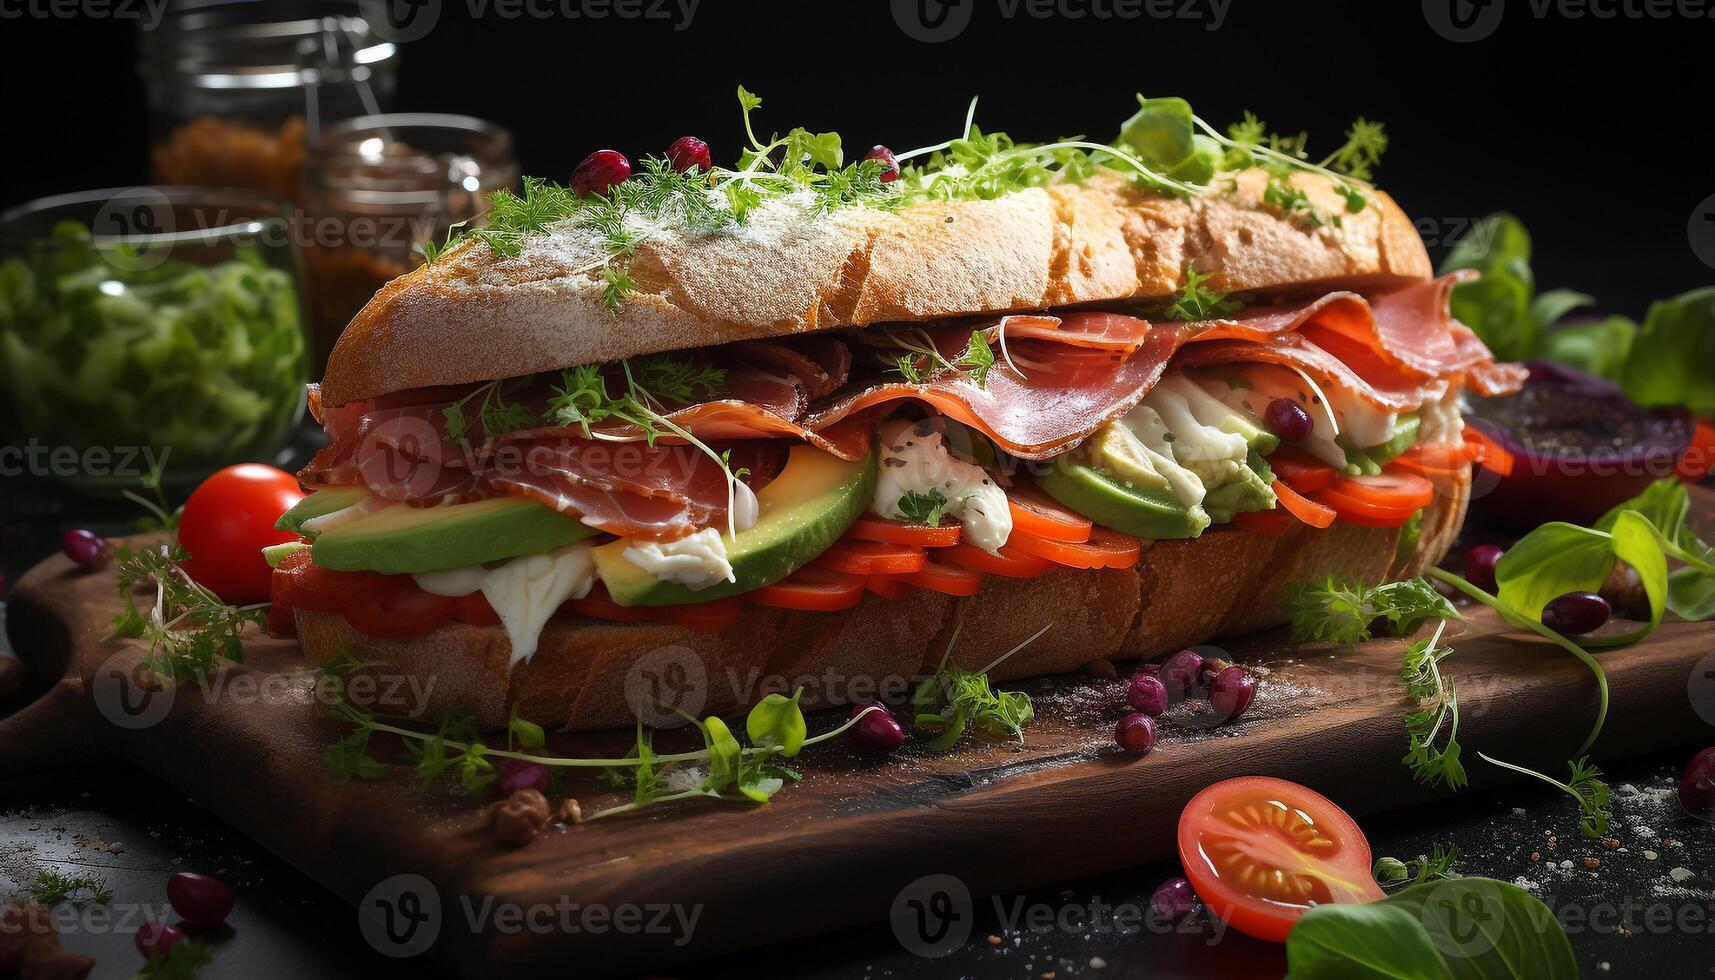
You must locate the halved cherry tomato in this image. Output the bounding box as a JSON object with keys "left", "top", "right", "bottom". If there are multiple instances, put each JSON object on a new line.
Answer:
{"left": 280, "top": 561, "right": 408, "bottom": 612}
{"left": 1270, "top": 480, "right": 1336, "bottom": 529}
{"left": 1267, "top": 446, "right": 1338, "bottom": 494}
{"left": 1463, "top": 424, "right": 1515, "bottom": 477}
{"left": 664, "top": 596, "right": 744, "bottom": 634}
{"left": 1006, "top": 484, "right": 1092, "bottom": 543}
{"left": 846, "top": 515, "right": 963, "bottom": 548}
{"left": 1231, "top": 507, "right": 1297, "bottom": 536}
{"left": 865, "top": 574, "right": 910, "bottom": 600}
{"left": 1006, "top": 526, "right": 1141, "bottom": 569}
{"left": 1324, "top": 472, "right": 1435, "bottom": 512}
{"left": 944, "top": 541, "right": 1052, "bottom": 579}
{"left": 343, "top": 589, "right": 455, "bottom": 640}
{"left": 563, "top": 586, "right": 662, "bottom": 624}
{"left": 900, "top": 557, "right": 985, "bottom": 597}
{"left": 1678, "top": 419, "right": 1715, "bottom": 482}
{"left": 815, "top": 539, "right": 928, "bottom": 576}
{"left": 748, "top": 566, "right": 867, "bottom": 612}
{"left": 450, "top": 592, "right": 501, "bottom": 627}
{"left": 1178, "top": 776, "right": 1384, "bottom": 943}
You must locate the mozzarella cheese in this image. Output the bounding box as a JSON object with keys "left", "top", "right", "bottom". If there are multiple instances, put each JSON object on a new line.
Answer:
{"left": 622, "top": 528, "right": 736, "bottom": 591}
{"left": 1198, "top": 366, "right": 1400, "bottom": 470}
{"left": 1418, "top": 390, "right": 1466, "bottom": 445}
{"left": 299, "top": 495, "right": 399, "bottom": 534}
{"left": 871, "top": 418, "right": 1012, "bottom": 553}
{"left": 411, "top": 542, "right": 597, "bottom": 671}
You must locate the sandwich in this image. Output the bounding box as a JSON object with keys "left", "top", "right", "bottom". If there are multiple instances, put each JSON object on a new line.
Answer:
{"left": 270, "top": 93, "right": 1524, "bottom": 731}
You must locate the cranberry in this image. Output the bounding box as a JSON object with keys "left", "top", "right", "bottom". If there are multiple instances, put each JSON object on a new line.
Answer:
{"left": 1114, "top": 712, "right": 1157, "bottom": 755}
{"left": 1160, "top": 649, "right": 1204, "bottom": 702}
{"left": 1208, "top": 666, "right": 1258, "bottom": 722}
{"left": 1680, "top": 747, "right": 1715, "bottom": 821}
{"left": 1542, "top": 591, "right": 1610, "bottom": 636}
{"left": 61, "top": 529, "right": 111, "bottom": 570}
{"left": 490, "top": 759, "right": 550, "bottom": 799}
{"left": 863, "top": 145, "right": 900, "bottom": 182}
{"left": 570, "top": 150, "right": 631, "bottom": 198}
{"left": 665, "top": 136, "right": 712, "bottom": 173}
{"left": 1148, "top": 876, "right": 1196, "bottom": 921}
{"left": 849, "top": 699, "right": 905, "bottom": 752}
{"left": 1463, "top": 544, "right": 1505, "bottom": 593}
{"left": 0, "top": 569, "right": 7, "bottom": 600}
{"left": 166, "top": 872, "right": 233, "bottom": 927}
{"left": 135, "top": 922, "right": 183, "bottom": 959}
{"left": 1265, "top": 398, "right": 1313, "bottom": 442}
{"left": 1127, "top": 672, "right": 1169, "bottom": 716}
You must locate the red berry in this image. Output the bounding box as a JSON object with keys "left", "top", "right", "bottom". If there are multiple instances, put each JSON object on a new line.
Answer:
{"left": 1680, "top": 746, "right": 1715, "bottom": 820}
{"left": 1160, "top": 649, "right": 1203, "bottom": 702}
{"left": 1149, "top": 876, "right": 1196, "bottom": 920}
{"left": 1208, "top": 666, "right": 1257, "bottom": 722}
{"left": 1463, "top": 544, "right": 1505, "bottom": 593}
{"left": 1265, "top": 398, "right": 1313, "bottom": 442}
{"left": 166, "top": 872, "right": 233, "bottom": 927}
{"left": 850, "top": 700, "right": 905, "bottom": 752}
{"left": 135, "top": 922, "right": 183, "bottom": 959}
{"left": 1126, "top": 673, "right": 1168, "bottom": 716}
{"left": 490, "top": 759, "right": 550, "bottom": 800}
{"left": 61, "top": 529, "right": 111, "bottom": 570}
{"left": 1542, "top": 591, "right": 1610, "bottom": 636}
{"left": 571, "top": 150, "right": 631, "bottom": 198}
{"left": 1115, "top": 712, "right": 1156, "bottom": 755}
{"left": 863, "top": 145, "right": 900, "bottom": 182}
{"left": 666, "top": 136, "right": 712, "bottom": 173}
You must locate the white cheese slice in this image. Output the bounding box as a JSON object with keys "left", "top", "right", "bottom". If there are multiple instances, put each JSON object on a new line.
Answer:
{"left": 411, "top": 542, "right": 596, "bottom": 671}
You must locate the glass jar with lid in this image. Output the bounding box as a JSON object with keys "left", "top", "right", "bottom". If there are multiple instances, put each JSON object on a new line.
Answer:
{"left": 138, "top": 0, "right": 400, "bottom": 202}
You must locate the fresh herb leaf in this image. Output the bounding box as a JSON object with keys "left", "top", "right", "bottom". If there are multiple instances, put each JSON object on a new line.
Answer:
{"left": 1374, "top": 844, "right": 1460, "bottom": 890}
{"left": 1480, "top": 753, "right": 1613, "bottom": 840}
{"left": 135, "top": 938, "right": 214, "bottom": 980}
{"left": 1161, "top": 265, "right": 1241, "bottom": 321}
{"left": 912, "top": 622, "right": 1049, "bottom": 750}
{"left": 31, "top": 868, "right": 111, "bottom": 906}
{"left": 1263, "top": 178, "right": 1327, "bottom": 230}
{"left": 1289, "top": 575, "right": 1457, "bottom": 646}
{"left": 106, "top": 543, "right": 263, "bottom": 680}
{"left": 896, "top": 489, "right": 949, "bottom": 527}
{"left": 1400, "top": 621, "right": 1466, "bottom": 791}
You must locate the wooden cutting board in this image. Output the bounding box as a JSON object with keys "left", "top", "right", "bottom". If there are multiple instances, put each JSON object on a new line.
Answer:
{"left": 4, "top": 513, "right": 1714, "bottom": 978}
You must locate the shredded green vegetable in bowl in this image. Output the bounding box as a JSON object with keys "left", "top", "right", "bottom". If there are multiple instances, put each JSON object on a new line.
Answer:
{"left": 0, "top": 221, "right": 308, "bottom": 487}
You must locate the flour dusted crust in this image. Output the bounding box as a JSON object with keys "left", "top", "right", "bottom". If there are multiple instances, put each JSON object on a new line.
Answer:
{"left": 320, "top": 170, "right": 1431, "bottom": 405}
{"left": 294, "top": 467, "right": 1471, "bottom": 731}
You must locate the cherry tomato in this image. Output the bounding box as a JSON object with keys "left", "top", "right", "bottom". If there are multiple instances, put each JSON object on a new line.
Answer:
{"left": 1678, "top": 419, "right": 1715, "bottom": 482}
{"left": 900, "top": 557, "right": 985, "bottom": 597}
{"left": 1178, "top": 776, "right": 1384, "bottom": 943}
{"left": 450, "top": 592, "right": 501, "bottom": 626}
{"left": 748, "top": 566, "right": 867, "bottom": 612}
{"left": 1006, "top": 484, "right": 1092, "bottom": 543}
{"left": 563, "top": 585, "right": 662, "bottom": 624}
{"left": 342, "top": 589, "right": 455, "bottom": 640}
{"left": 1267, "top": 446, "right": 1338, "bottom": 493}
{"left": 177, "top": 464, "right": 306, "bottom": 603}
{"left": 815, "top": 539, "right": 928, "bottom": 576}
{"left": 1231, "top": 507, "right": 1297, "bottom": 536}
{"left": 1270, "top": 480, "right": 1336, "bottom": 529}
{"left": 664, "top": 596, "right": 744, "bottom": 633}
{"left": 846, "top": 515, "right": 962, "bottom": 548}
{"left": 279, "top": 562, "right": 408, "bottom": 612}
{"left": 1006, "top": 526, "right": 1141, "bottom": 569}
{"left": 944, "top": 541, "right": 1051, "bottom": 578}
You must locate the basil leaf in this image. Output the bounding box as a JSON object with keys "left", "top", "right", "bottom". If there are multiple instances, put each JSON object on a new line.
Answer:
{"left": 1494, "top": 522, "right": 1615, "bottom": 620}
{"left": 1116, "top": 96, "right": 1214, "bottom": 190}
{"left": 1448, "top": 274, "right": 1534, "bottom": 363}
{"left": 745, "top": 689, "right": 807, "bottom": 757}
{"left": 1529, "top": 288, "right": 1595, "bottom": 333}
{"left": 1669, "top": 566, "right": 1715, "bottom": 621}
{"left": 1286, "top": 900, "right": 1453, "bottom": 980}
{"left": 1538, "top": 315, "right": 1637, "bottom": 380}
{"left": 1620, "top": 286, "right": 1715, "bottom": 416}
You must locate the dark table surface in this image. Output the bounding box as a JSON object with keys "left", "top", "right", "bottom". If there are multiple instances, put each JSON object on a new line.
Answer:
{"left": 2, "top": 438, "right": 1713, "bottom": 979}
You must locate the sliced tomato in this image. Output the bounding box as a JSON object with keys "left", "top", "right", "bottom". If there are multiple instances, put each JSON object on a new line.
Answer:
{"left": 664, "top": 596, "right": 744, "bottom": 634}
{"left": 1267, "top": 446, "right": 1338, "bottom": 494}
{"left": 1678, "top": 419, "right": 1715, "bottom": 482}
{"left": 266, "top": 554, "right": 305, "bottom": 636}
{"left": 280, "top": 561, "right": 408, "bottom": 612}
{"left": 900, "top": 557, "right": 985, "bottom": 597}
{"left": 343, "top": 588, "right": 455, "bottom": 640}
{"left": 564, "top": 586, "right": 662, "bottom": 624}
{"left": 865, "top": 574, "right": 910, "bottom": 599}
{"left": 1463, "top": 424, "right": 1515, "bottom": 477}
{"left": 1325, "top": 472, "right": 1435, "bottom": 511}
{"left": 1006, "top": 484, "right": 1093, "bottom": 543}
{"left": 450, "top": 592, "right": 501, "bottom": 627}
{"left": 748, "top": 566, "right": 867, "bottom": 612}
{"left": 1391, "top": 442, "right": 1476, "bottom": 478}
{"left": 1006, "top": 526, "right": 1141, "bottom": 569}
{"left": 944, "top": 541, "right": 1052, "bottom": 579}
{"left": 1231, "top": 507, "right": 1297, "bottom": 536}
{"left": 1178, "top": 776, "right": 1384, "bottom": 943}
{"left": 1270, "top": 480, "right": 1336, "bottom": 529}
{"left": 846, "top": 514, "right": 963, "bottom": 548}
{"left": 815, "top": 539, "right": 928, "bottom": 576}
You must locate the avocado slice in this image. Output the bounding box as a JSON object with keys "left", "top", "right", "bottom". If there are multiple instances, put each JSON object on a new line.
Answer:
{"left": 1038, "top": 457, "right": 1211, "bottom": 540}
{"left": 1203, "top": 450, "right": 1279, "bottom": 524}
{"left": 595, "top": 446, "right": 877, "bottom": 606}
{"left": 276, "top": 485, "right": 370, "bottom": 535}
{"left": 311, "top": 496, "right": 599, "bottom": 574}
{"left": 1338, "top": 414, "right": 1420, "bottom": 475}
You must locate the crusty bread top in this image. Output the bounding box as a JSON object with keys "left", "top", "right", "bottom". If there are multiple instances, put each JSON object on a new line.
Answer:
{"left": 320, "top": 169, "right": 1432, "bottom": 406}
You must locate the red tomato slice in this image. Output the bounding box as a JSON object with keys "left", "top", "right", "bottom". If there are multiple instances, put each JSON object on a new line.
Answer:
{"left": 1006, "top": 526, "right": 1141, "bottom": 569}
{"left": 266, "top": 555, "right": 305, "bottom": 637}
{"left": 1270, "top": 480, "right": 1336, "bottom": 529}
{"left": 1268, "top": 446, "right": 1338, "bottom": 494}
{"left": 563, "top": 586, "right": 662, "bottom": 624}
{"left": 865, "top": 574, "right": 910, "bottom": 600}
{"left": 1309, "top": 490, "right": 1416, "bottom": 528}
{"left": 814, "top": 539, "right": 928, "bottom": 576}
{"left": 748, "top": 566, "right": 867, "bottom": 612}
{"left": 343, "top": 589, "right": 455, "bottom": 640}
{"left": 1006, "top": 484, "right": 1093, "bottom": 543}
{"left": 1390, "top": 443, "right": 1475, "bottom": 479}
{"left": 664, "top": 597, "right": 743, "bottom": 634}
{"left": 280, "top": 561, "right": 408, "bottom": 612}
{"left": 944, "top": 541, "right": 1052, "bottom": 579}
{"left": 900, "top": 557, "right": 985, "bottom": 597}
{"left": 1231, "top": 507, "right": 1297, "bottom": 536}
{"left": 846, "top": 515, "right": 963, "bottom": 548}
{"left": 450, "top": 592, "right": 501, "bottom": 627}
{"left": 1463, "top": 424, "right": 1515, "bottom": 477}
{"left": 1678, "top": 419, "right": 1715, "bottom": 482}
{"left": 1178, "top": 776, "right": 1385, "bottom": 943}
{"left": 1326, "top": 472, "right": 1435, "bottom": 511}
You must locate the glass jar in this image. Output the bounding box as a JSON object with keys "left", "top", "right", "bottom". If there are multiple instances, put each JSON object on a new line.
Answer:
{"left": 0, "top": 187, "right": 311, "bottom": 494}
{"left": 299, "top": 114, "right": 519, "bottom": 370}
{"left": 138, "top": 1, "right": 400, "bottom": 202}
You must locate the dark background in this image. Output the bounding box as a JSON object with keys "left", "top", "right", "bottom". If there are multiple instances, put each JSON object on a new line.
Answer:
{"left": 1, "top": 0, "right": 1710, "bottom": 317}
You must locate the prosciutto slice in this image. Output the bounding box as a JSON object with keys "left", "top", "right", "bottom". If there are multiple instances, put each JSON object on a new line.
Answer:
{"left": 1173, "top": 335, "right": 1451, "bottom": 411}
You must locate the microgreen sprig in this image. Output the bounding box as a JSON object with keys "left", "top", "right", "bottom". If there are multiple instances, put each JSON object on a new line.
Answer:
{"left": 1160, "top": 266, "right": 1241, "bottom": 322}
{"left": 106, "top": 543, "right": 264, "bottom": 681}
{"left": 1479, "top": 753, "right": 1613, "bottom": 840}
{"left": 1400, "top": 620, "right": 1466, "bottom": 790}
{"left": 30, "top": 868, "right": 112, "bottom": 906}
{"left": 912, "top": 621, "right": 1050, "bottom": 750}
{"left": 1373, "top": 844, "right": 1460, "bottom": 890}
{"left": 1289, "top": 575, "right": 1458, "bottom": 647}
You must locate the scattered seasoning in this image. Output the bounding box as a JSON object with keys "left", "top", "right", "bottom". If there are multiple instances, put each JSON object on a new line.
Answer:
{"left": 1090, "top": 957, "right": 1107, "bottom": 970}
{"left": 987, "top": 934, "right": 1002, "bottom": 946}
{"left": 1643, "top": 850, "right": 1659, "bottom": 861}
{"left": 1530, "top": 851, "right": 1541, "bottom": 862}
{"left": 1601, "top": 837, "right": 1620, "bottom": 850}
{"left": 1583, "top": 857, "right": 1601, "bottom": 869}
